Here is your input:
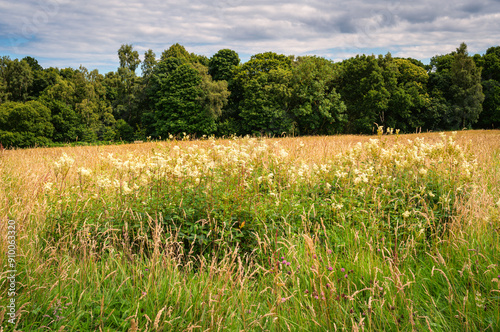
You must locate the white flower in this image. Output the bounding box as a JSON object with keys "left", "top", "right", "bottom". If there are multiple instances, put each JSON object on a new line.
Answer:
{"left": 43, "top": 182, "right": 53, "bottom": 191}
{"left": 77, "top": 167, "right": 92, "bottom": 177}
{"left": 418, "top": 168, "right": 427, "bottom": 176}
{"left": 402, "top": 211, "right": 411, "bottom": 218}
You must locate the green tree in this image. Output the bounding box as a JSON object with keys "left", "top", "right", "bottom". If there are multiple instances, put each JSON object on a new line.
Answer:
{"left": 161, "top": 43, "right": 191, "bottom": 62}
{"left": 118, "top": 44, "right": 141, "bottom": 73}
{"left": 0, "top": 56, "right": 9, "bottom": 103}
{"left": 450, "top": 43, "right": 484, "bottom": 128}
{"left": 151, "top": 58, "right": 229, "bottom": 137}
{"left": 388, "top": 58, "right": 433, "bottom": 131}
{"left": 337, "top": 54, "right": 392, "bottom": 133}
{"left": 232, "top": 52, "right": 293, "bottom": 135}
{"left": 477, "top": 79, "right": 500, "bottom": 128}
{"left": 0, "top": 101, "right": 53, "bottom": 147}
{"left": 290, "top": 56, "right": 346, "bottom": 135}
{"left": 4, "top": 59, "right": 33, "bottom": 102}
{"left": 141, "top": 49, "right": 157, "bottom": 78}
{"left": 209, "top": 49, "right": 240, "bottom": 82}
{"left": 482, "top": 46, "right": 500, "bottom": 81}
{"left": 239, "top": 67, "right": 293, "bottom": 135}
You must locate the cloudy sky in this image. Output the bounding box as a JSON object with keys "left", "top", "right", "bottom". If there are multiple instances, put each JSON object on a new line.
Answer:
{"left": 1, "top": 0, "right": 499, "bottom": 73}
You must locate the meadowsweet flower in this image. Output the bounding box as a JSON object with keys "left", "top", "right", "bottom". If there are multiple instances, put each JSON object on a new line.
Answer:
{"left": 77, "top": 167, "right": 92, "bottom": 177}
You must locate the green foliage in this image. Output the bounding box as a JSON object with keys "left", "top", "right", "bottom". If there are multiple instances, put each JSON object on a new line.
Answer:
{"left": 141, "top": 49, "right": 157, "bottom": 77}
{"left": 477, "top": 79, "right": 500, "bottom": 128}
{"left": 3, "top": 58, "right": 33, "bottom": 102}
{"left": 5, "top": 132, "right": 500, "bottom": 330}
{"left": 239, "top": 67, "right": 294, "bottom": 135}
{"left": 161, "top": 43, "right": 191, "bottom": 61}
{"left": 1, "top": 43, "right": 500, "bottom": 148}
{"left": 290, "top": 56, "right": 346, "bottom": 135}
{"left": 118, "top": 44, "right": 141, "bottom": 73}
{"left": 0, "top": 100, "right": 54, "bottom": 147}
{"left": 115, "top": 118, "right": 134, "bottom": 141}
{"left": 209, "top": 49, "right": 240, "bottom": 82}
{"left": 154, "top": 63, "right": 215, "bottom": 136}
{"left": 450, "top": 43, "right": 485, "bottom": 128}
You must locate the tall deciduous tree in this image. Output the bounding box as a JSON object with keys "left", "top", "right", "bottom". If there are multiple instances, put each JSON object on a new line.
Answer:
{"left": 450, "top": 43, "right": 484, "bottom": 128}
{"left": 0, "top": 101, "right": 53, "bottom": 147}
{"left": 141, "top": 49, "right": 157, "bottom": 78}
{"left": 118, "top": 44, "right": 141, "bottom": 73}
{"left": 209, "top": 49, "right": 240, "bottom": 82}
{"left": 4, "top": 59, "right": 33, "bottom": 102}
{"left": 290, "top": 56, "right": 346, "bottom": 135}
{"left": 151, "top": 55, "right": 230, "bottom": 137}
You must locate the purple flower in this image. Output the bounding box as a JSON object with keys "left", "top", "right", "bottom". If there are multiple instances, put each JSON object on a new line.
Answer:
{"left": 341, "top": 268, "right": 345, "bottom": 272}
{"left": 313, "top": 254, "right": 317, "bottom": 259}
{"left": 344, "top": 274, "right": 348, "bottom": 278}
{"left": 281, "top": 297, "right": 286, "bottom": 303}
{"left": 327, "top": 249, "right": 332, "bottom": 254}
{"left": 328, "top": 266, "right": 333, "bottom": 271}
{"left": 498, "top": 274, "right": 500, "bottom": 279}
{"left": 281, "top": 257, "right": 285, "bottom": 260}
{"left": 286, "top": 262, "right": 291, "bottom": 266}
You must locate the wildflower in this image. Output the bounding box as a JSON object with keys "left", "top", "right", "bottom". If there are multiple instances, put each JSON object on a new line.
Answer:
{"left": 402, "top": 211, "right": 411, "bottom": 218}
{"left": 281, "top": 298, "right": 286, "bottom": 303}
{"left": 327, "top": 249, "right": 332, "bottom": 254}
{"left": 43, "top": 182, "right": 53, "bottom": 191}
{"left": 77, "top": 167, "right": 92, "bottom": 178}
{"left": 344, "top": 274, "right": 348, "bottom": 278}
{"left": 328, "top": 266, "right": 333, "bottom": 271}
{"left": 341, "top": 268, "right": 345, "bottom": 272}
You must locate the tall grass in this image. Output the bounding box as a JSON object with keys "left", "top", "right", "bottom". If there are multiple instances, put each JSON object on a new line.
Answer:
{"left": 1, "top": 130, "right": 500, "bottom": 331}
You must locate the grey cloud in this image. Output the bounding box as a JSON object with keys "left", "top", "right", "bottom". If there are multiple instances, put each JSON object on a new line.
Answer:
{"left": 0, "top": 0, "right": 499, "bottom": 72}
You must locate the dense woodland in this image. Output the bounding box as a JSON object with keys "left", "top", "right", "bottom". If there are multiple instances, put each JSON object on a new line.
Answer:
{"left": 0, "top": 42, "right": 499, "bottom": 147}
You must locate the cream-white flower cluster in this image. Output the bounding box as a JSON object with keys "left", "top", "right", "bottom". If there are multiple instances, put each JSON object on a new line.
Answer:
{"left": 334, "top": 132, "right": 477, "bottom": 186}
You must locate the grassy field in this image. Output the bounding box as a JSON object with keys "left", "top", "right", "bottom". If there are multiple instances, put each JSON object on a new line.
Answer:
{"left": 1, "top": 130, "right": 500, "bottom": 331}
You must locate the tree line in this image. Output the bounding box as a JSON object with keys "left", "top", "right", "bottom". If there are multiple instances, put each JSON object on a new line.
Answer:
{"left": 0, "top": 42, "right": 498, "bottom": 147}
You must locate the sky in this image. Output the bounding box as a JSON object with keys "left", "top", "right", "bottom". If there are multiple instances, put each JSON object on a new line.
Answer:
{"left": 1, "top": 0, "right": 500, "bottom": 74}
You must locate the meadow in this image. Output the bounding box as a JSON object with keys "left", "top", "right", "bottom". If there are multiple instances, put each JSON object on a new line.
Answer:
{"left": 1, "top": 129, "right": 500, "bottom": 331}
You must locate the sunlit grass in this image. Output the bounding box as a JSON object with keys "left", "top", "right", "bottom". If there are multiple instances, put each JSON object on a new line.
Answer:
{"left": 1, "top": 130, "right": 500, "bottom": 331}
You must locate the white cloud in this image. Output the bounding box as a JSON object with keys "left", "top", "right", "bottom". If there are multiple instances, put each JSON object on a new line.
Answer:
{"left": 1, "top": 0, "right": 499, "bottom": 72}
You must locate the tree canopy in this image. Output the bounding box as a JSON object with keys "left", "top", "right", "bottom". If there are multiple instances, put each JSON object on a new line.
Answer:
{"left": 0, "top": 42, "right": 498, "bottom": 147}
